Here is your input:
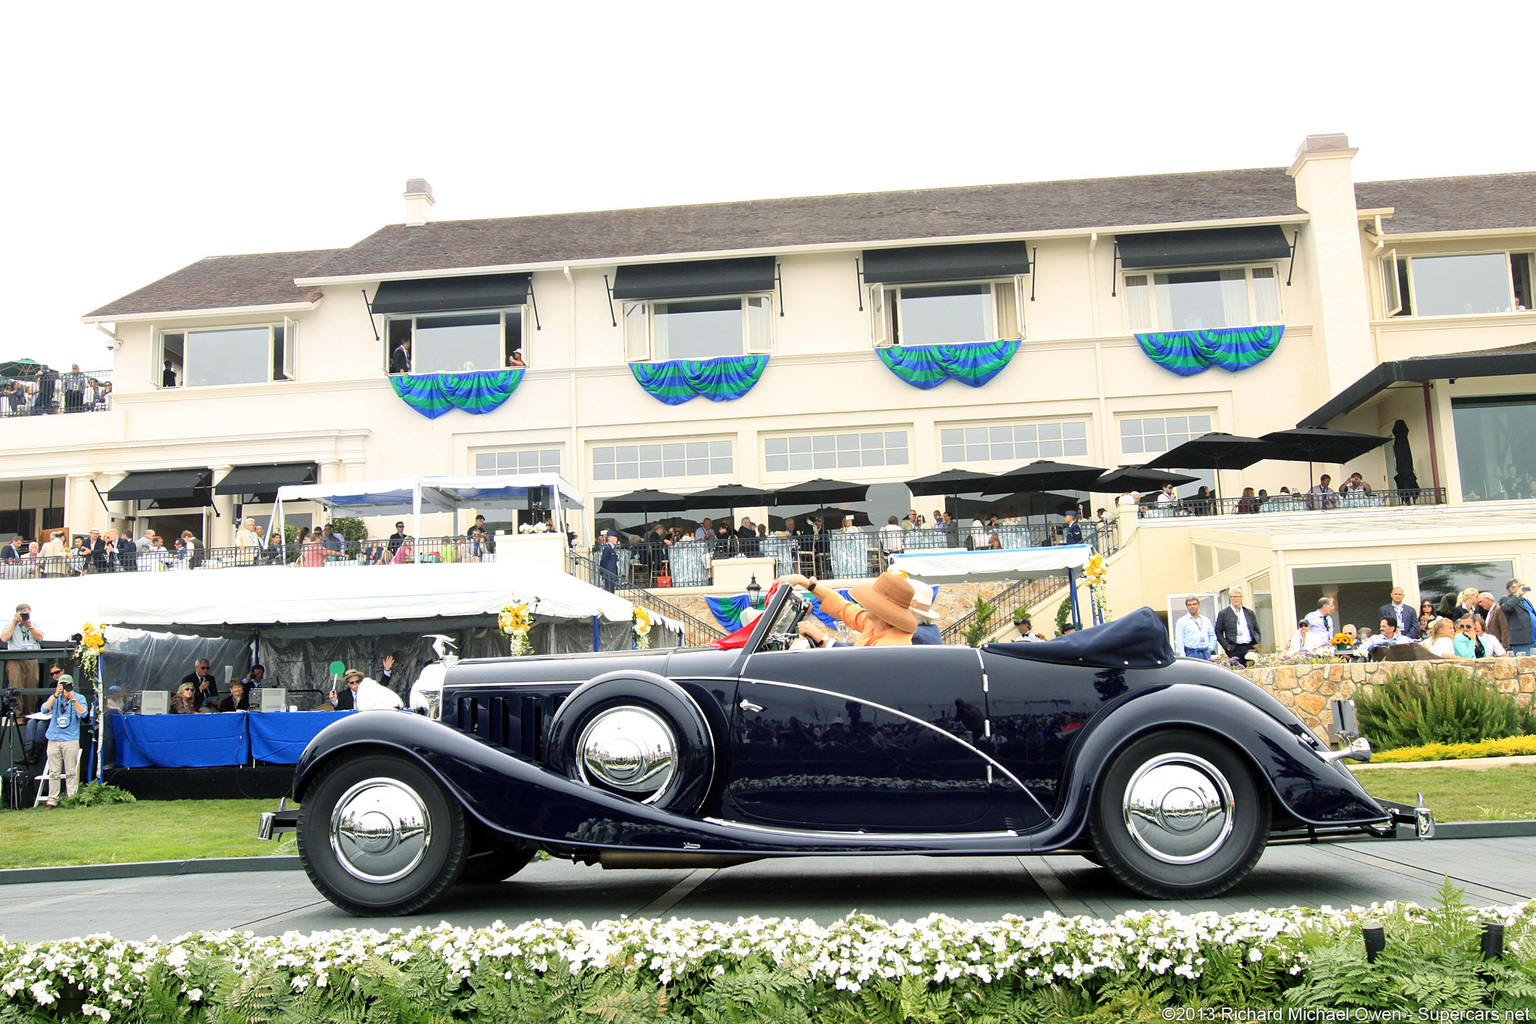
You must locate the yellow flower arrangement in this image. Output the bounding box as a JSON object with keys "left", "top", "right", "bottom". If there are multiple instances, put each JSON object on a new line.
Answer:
{"left": 75, "top": 623, "right": 107, "bottom": 680}
{"left": 1330, "top": 632, "right": 1353, "bottom": 648}
{"left": 633, "top": 606, "right": 653, "bottom": 650}
{"left": 499, "top": 602, "right": 534, "bottom": 655}
{"left": 1081, "top": 555, "right": 1111, "bottom": 621}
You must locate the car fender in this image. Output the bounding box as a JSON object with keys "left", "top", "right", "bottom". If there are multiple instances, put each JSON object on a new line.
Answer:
{"left": 1030, "top": 683, "right": 1389, "bottom": 850}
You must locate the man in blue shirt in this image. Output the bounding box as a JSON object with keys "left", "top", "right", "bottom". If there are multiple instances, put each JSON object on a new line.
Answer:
{"left": 1174, "top": 597, "right": 1218, "bottom": 659}
{"left": 38, "top": 667, "right": 89, "bottom": 808}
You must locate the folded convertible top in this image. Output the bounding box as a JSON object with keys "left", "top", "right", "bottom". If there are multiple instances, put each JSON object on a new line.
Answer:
{"left": 984, "top": 606, "right": 1175, "bottom": 669}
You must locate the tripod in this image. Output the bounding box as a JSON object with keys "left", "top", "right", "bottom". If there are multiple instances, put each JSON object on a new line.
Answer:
{"left": 0, "top": 707, "right": 39, "bottom": 810}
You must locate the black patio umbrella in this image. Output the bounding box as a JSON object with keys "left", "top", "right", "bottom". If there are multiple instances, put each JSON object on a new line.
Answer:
{"left": 1144, "top": 432, "right": 1287, "bottom": 500}
{"left": 1391, "top": 419, "right": 1420, "bottom": 493}
{"left": 953, "top": 491, "right": 1079, "bottom": 522}
{"left": 1260, "top": 427, "right": 1392, "bottom": 489}
{"left": 984, "top": 459, "right": 1107, "bottom": 495}
{"left": 682, "top": 482, "right": 778, "bottom": 508}
{"left": 770, "top": 478, "right": 869, "bottom": 506}
{"left": 597, "top": 488, "right": 693, "bottom": 515}
{"left": 904, "top": 468, "right": 996, "bottom": 497}
{"left": 795, "top": 506, "right": 865, "bottom": 528}
{"left": 1090, "top": 466, "right": 1200, "bottom": 493}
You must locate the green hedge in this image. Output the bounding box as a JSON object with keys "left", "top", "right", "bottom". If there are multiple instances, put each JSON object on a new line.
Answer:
{"left": 1356, "top": 664, "right": 1536, "bottom": 750}
{"left": 3, "top": 882, "right": 1533, "bottom": 1021}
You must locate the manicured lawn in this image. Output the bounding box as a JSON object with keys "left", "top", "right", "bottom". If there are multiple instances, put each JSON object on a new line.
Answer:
{"left": 0, "top": 800, "right": 291, "bottom": 868}
{"left": 1349, "top": 764, "right": 1536, "bottom": 822}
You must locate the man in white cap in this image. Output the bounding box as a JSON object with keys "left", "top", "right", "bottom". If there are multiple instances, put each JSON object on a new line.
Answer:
{"left": 907, "top": 577, "right": 943, "bottom": 645}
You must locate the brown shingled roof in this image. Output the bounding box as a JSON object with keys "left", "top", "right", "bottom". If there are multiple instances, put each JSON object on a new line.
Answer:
{"left": 300, "top": 168, "right": 1305, "bottom": 279}
{"left": 1356, "top": 172, "right": 1536, "bottom": 234}
{"left": 85, "top": 249, "right": 344, "bottom": 319}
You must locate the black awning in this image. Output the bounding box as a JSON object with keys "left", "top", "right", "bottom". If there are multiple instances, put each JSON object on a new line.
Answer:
{"left": 370, "top": 273, "right": 532, "bottom": 314}
{"left": 1116, "top": 226, "right": 1293, "bottom": 270}
{"left": 610, "top": 257, "right": 776, "bottom": 301}
{"left": 107, "top": 469, "right": 212, "bottom": 504}
{"left": 1299, "top": 342, "right": 1536, "bottom": 427}
{"left": 214, "top": 462, "right": 318, "bottom": 495}
{"left": 861, "top": 241, "right": 1032, "bottom": 284}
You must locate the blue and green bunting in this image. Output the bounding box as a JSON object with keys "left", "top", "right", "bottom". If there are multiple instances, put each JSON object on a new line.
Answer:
{"left": 707, "top": 591, "right": 851, "bottom": 632}
{"left": 391, "top": 369, "right": 524, "bottom": 419}
{"left": 876, "top": 339, "right": 1020, "bottom": 390}
{"left": 1134, "top": 326, "right": 1284, "bottom": 377}
{"left": 630, "top": 355, "right": 768, "bottom": 405}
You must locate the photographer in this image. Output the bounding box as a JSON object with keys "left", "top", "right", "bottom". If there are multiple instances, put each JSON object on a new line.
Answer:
{"left": 2, "top": 602, "right": 43, "bottom": 717}
{"left": 38, "top": 667, "right": 88, "bottom": 808}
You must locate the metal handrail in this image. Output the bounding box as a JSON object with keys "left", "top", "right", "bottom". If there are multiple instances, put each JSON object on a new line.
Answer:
{"left": 939, "top": 573, "right": 1069, "bottom": 645}
{"left": 1137, "top": 487, "right": 1447, "bottom": 519}
{"left": 568, "top": 550, "right": 725, "bottom": 647}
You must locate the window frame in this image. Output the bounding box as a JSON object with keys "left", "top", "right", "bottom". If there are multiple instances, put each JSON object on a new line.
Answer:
{"left": 590, "top": 438, "right": 735, "bottom": 483}
{"left": 621, "top": 292, "right": 774, "bottom": 363}
{"left": 472, "top": 447, "right": 563, "bottom": 476}
{"left": 1119, "top": 263, "right": 1284, "bottom": 333}
{"left": 153, "top": 319, "right": 296, "bottom": 389}
{"left": 762, "top": 429, "right": 911, "bottom": 475}
{"left": 868, "top": 276, "right": 1025, "bottom": 348}
{"left": 383, "top": 306, "right": 526, "bottom": 374}
{"left": 1391, "top": 249, "right": 1535, "bottom": 319}
{"left": 938, "top": 418, "right": 1090, "bottom": 466}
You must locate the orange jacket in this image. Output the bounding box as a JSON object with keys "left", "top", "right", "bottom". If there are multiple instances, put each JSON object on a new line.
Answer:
{"left": 815, "top": 586, "right": 913, "bottom": 646}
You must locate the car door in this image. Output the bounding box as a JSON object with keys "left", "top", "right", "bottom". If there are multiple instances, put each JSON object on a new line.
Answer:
{"left": 725, "top": 645, "right": 993, "bottom": 830}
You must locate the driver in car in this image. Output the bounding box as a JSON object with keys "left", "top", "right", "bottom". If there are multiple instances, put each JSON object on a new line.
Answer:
{"left": 777, "top": 571, "right": 917, "bottom": 646}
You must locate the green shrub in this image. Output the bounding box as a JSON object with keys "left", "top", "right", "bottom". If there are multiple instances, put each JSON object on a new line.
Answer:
{"left": 1055, "top": 593, "right": 1073, "bottom": 635}
{"left": 1355, "top": 664, "right": 1536, "bottom": 750}
{"left": 961, "top": 596, "right": 995, "bottom": 648}
{"left": 58, "top": 782, "right": 136, "bottom": 809}
{"left": 330, "top": 516, "right": 369, "bottom": 548}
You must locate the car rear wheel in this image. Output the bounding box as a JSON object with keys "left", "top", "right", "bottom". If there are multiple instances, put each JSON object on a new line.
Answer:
{"left": 1087, "top": 729, "right": 1269, "bottom": 900}
{"left": 297, "top": 753, "right": 467, "bottom": 916}
{"left": 458, "top": 844, "right": 536, "bottom": 884}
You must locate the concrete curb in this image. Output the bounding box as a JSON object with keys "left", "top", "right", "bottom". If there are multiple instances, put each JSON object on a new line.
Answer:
{"left": 0, "top": 856, "right": 302, "bottom": 886}
{"left": 5, "top": 821, "right": 1536, "bottom": 885}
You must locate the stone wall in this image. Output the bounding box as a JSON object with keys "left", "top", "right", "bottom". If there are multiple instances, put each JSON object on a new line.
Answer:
{"left": 1239, "top": 657, "right": 1536, "bottom": 732}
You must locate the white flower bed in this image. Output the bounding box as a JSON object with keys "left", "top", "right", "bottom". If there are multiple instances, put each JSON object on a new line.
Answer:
{"left": 3, "top": 901, "right": 1532, "bottom": 1019}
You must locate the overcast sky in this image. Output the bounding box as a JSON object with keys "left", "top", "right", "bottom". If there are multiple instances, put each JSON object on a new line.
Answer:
{"left": 5, "top": 0, "right": 1530, "bottom": 371}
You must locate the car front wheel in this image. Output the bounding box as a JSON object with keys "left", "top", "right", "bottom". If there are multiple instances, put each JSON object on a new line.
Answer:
{"left": 1087, "top": 729, "right": 1269, "bottom": 899}
{"left": 297, "top": 753, "right": 467, "bottom": 916}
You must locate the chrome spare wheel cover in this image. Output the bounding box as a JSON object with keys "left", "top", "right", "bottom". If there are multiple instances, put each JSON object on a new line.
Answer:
{"left": 576, "top": 705, "right": 678, "bottom": 802}
{"left": 329, "top": 777, "right": 432, "bottom": 883}
{"left": 1122, "top": 752, "right": 1235, "bottom": 864}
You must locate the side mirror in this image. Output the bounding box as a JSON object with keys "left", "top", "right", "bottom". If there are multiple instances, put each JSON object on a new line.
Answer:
{"left": 1328, "top": 697, "right": 1359, "bottom": 742}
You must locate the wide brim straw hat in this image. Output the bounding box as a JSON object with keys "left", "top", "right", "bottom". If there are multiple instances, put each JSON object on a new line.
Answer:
{"left": 848, "top": 572, "right": 919, "bottom": 633}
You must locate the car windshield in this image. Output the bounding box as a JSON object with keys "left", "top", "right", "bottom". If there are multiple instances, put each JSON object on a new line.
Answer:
{"left": 754, "top": 585, "right": 808, "bottom": 652}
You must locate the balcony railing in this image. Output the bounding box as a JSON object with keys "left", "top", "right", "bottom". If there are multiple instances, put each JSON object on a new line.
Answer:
{"left": 1137, "top": 487, "right": 1447, "bottom": 520}
{"left": 1, "top": 369, "right": 114, "bottom": 418}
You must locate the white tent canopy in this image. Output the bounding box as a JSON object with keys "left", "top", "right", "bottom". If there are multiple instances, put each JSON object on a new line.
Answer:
{"left": 0, "top": 560, "right": 637, "bottom": 640}
{"left": 889, "top": 544, "right": 1092, "bottom": 582}
{"left": 274, "top": 473, "right": 583, "bottom": 552}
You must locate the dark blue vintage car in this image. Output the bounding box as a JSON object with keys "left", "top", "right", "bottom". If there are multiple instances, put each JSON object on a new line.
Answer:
{"left": 263, "top": 590, "right": 1431, "bottom": 916}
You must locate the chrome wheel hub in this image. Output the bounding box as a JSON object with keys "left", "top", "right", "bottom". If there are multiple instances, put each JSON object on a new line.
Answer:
{"left": 576, "top": 706, "right": 677, "bottom": 802}
{"left": 330, "top": 777, "right": 432, "bottom": 883}
{"left": 1122, "top": 753, "right": 1234, "bottom": 864}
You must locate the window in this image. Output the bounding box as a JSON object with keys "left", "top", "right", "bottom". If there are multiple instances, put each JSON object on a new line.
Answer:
{"left": 1451, "top": 395, "right": 1536, "bottom": 501}
{"left": 623, "top": 296, "right": 772, "bottom": 362}
{"left": 870, "top": 280, "right": 1021, "bottom": 347}
{"left": 1417, "top": 561, "right": 1513, "bottom": 612}
{"left": 385, "top": 309, "right": 523, "bottom": 374}
{"left": 156, "top": 321, "right": 294, "bottom": 387}
{"left": 1390, "top": 251, "right": 1534, "bottom": 317}
{"left": 1119, "top": 413, "right": 1215, "bottom": 494}
{"left": 474, "top": 448, "right": 562, "bottom": 476}
{"left": 593, "top": 440, "right": 732, "bottom": 481}
{"left": 1122, "top": 267, "right": 1281, "bottom": 332}
{"left": 764, "top": 431, "right": 909, "bottom": 473}
{"left": 940, "top": 421, "right": 1087, "bottom": 465}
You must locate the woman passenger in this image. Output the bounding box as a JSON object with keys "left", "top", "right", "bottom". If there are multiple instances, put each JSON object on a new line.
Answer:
{"left": 779, "top": 571, "right": 917, "bottom": 647}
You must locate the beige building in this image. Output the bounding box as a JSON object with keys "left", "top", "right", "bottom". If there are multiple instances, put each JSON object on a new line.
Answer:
{"left": 1, "top": 134, "right": 1527, "bottom": 638}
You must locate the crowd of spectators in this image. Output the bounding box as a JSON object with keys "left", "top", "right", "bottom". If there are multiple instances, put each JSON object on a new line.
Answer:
{"left": 0, "top": 365, "right": 112, "bottom": 417}
{"left": 1125, "top": 472, "right": 1403, "bottom": 518}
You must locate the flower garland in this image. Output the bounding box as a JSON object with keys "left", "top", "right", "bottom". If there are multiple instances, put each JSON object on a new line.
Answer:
{"left": 74, "top": 623, "right": 106, "bottom": 683}
{"left": 498, "top": 602, "right": 533, "bottom": 656}
{"left": 633, "top": 606, "right": 653, "bottom": 650}
{"left": 1082, "top": 554, "right": 1111, "bottom": 621}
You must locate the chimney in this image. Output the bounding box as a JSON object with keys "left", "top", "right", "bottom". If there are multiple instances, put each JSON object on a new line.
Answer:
{"left": 404, "top": 178, "right": 435, "bottom": 226}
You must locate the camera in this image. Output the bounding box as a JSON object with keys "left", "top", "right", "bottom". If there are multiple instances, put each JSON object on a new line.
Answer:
{"left": 0, "top": 687, "right": 12, "bottom": 715}
{"left": 19, "top": 612, "right": 28, "bottom": 622}
{"left": 60, "top": 678, "right": 73, "bottom": 692}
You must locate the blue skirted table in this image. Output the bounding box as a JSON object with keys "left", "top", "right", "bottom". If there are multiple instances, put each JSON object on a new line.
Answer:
{"left": 759, "top": 537, "right": 796, "bottom": 577}
{"left": 110, "top": 710, "right": 356, "bottom": 768}
{"left": 828, "top": 531, "right": 876, "bottom": 578}
{"left": 668, "top": 541, "right": 710, "bottom": 586}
